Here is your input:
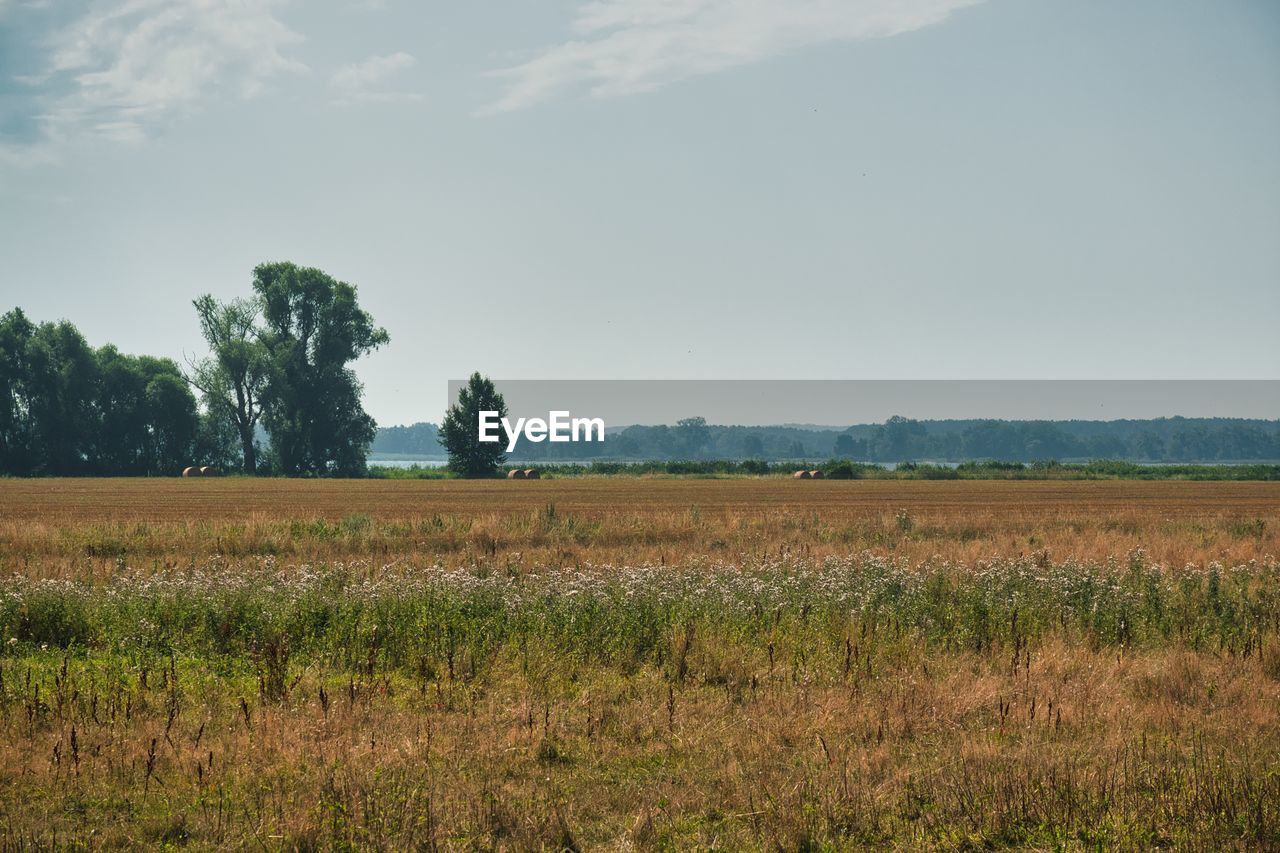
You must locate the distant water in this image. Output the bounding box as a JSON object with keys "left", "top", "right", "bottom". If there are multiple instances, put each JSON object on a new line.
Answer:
{"left": 368, "top": 458, "right": 594, "bottom": 468}
{"left": 367, "top": 458, "right": 448, "bottom": 469}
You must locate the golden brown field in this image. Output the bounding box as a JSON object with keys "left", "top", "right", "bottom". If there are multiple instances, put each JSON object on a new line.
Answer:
{"left": 1, "top": 478, "right": 1278, "bottom": 849}
{"left": 3, "top": 478, "right": 1277, "bottom": 568}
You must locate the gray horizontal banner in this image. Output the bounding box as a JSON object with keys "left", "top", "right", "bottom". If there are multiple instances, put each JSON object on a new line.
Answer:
{"left": 446, "top": 380, "right": 1280, "bottom": 427}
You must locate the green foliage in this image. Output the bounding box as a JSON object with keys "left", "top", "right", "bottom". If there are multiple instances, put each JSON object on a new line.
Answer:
{"left": 479, "top": 416, "right": 1280, "bottom": 464}
{"left": 1, "top": 553, "right": 1276, "bottom": 848}
{"left": 833, "top": 433, "right": 860, "bottom": 457}
{"left": 0, "top": 308, "right": 37, "bottom": 473}
{"left": 252, "top": 263, "right": 389, "bottom": 477}
{"left": 439, "top": 372, "right": 508, "bottom": 478}
{"left": 1079, "top": 460, "right": 1280, "bottom": 481}
{"left": 675, "top": 416, "right": 710, "bottom": 457}
{"left": 824, "top": 460, "right": 860, "bottom": 480}
{"left": 3, "top": 554, "right": 1275, "bottom": 672}
{"left": 189, "top": 294, "right": 271, "bottom": 473}
{"left": 0, "top": 309, "right": 201, "bottom": 476}
{"left": 373, "top": 422, "right": 442, "bottom": 455}
{"left": 6, "top": 312, "right": 99, "bottom": 474}
{"left": 366, "top": 464, "right": 455, "bottom": 480}
{"left": 93, "top": 346, "right": 199, "bottom": 475}
{"left": 5, "top": 259, "right": 389, "bottom": 478}
{"left": 194, "top": 409, "right": 243, "bottom": 471}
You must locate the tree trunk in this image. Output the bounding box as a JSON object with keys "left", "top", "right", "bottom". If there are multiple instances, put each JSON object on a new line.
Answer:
{"left": 238, "top": 422, "right": 256, "bottom": 475}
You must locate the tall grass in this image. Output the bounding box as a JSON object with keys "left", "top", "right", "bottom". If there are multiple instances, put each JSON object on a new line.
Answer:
{"left": 4, "top": 553, "right": 1275, "bottom": 679}
{"left": 1, "top": 553, "right": 1278, "bottom": 847}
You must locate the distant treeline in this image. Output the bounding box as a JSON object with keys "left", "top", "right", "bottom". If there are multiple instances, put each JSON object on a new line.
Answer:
{"left": 373, "top": 415, "right": 1280, "bottom": 464}
{"left": 374, "top": 422, "right": 442, "bottom": 457}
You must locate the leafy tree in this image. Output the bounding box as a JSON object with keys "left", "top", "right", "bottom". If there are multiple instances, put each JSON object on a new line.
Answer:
{"left": 612, "top": 432, "right": 640, "bottom": 457}
{"left": 252, "top": 263, "right": 388, "bottom": 476}
{"left": 25, "top": 319, "right": 99, "bottom": 474}
{"left": 649, "top": 424, "right": 673, "bottom": 456}
{"left": 189, "top": 295, "right": 271, "bottom": 473}
{"left": 675, "top": 416, "right": 709, "bottom": 457}
{"left": 825, "top": 460, "right": 859, "bottom": 479}
{"left": 373, "top": 422, "right": 444, "bottom": 456}
{"left": 1134, "top": 430, "right": 1164, "bottom": 460}
{"left": 0, "top": 309, "right": 36, "bottom": 473}
{"left": 93, "top": 347, "right": 198, "bottom": 474}
{"left": 142, "top": 367, "right": 201, "bottom": 474}
{"left": 94, "top": 345, "right": 145, "bottom": 472}
{"left": 870, "top": 415, "right": 926, "bottom": 461}
{"left": 194, "top": 409, "right": 242, "bottom": 471}
{"left": 1169, "top": 428, "right": 1208, "bottom": 462}
{"left": 1086, "top": 433, "right": 1128, "bottom": 459}
{"left": 439, "top": 372, "right": 508, "bottom": 477}
{"left": 1, "top": 310, "right": 202, "bottom": 475}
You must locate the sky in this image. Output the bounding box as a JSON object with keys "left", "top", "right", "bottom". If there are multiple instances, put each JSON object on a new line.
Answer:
{"left": 1, "top": 0, "right": 1278, "bottom": 427}
{"left": 460, "top": 381, "right": 1280, "bottom": 425}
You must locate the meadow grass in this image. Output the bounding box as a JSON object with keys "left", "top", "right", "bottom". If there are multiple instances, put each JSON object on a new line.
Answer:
{"left": 0, "top": 480, "right": 1278, "bottom": 848}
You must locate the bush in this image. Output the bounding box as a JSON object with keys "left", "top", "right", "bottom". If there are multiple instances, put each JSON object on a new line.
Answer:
{"left": 824, "top": 461, "right": 860, "bottom": 480}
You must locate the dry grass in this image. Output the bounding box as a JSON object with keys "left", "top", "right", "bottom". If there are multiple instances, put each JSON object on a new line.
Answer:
{"left": 4, "top": 644, "right": 1276, "bottom": 849}
{"left": 1, "top": 478, "right": 1276, "bottom": 571}
{"left": 0, "top": 478, "right": 1278, "bottom": 848}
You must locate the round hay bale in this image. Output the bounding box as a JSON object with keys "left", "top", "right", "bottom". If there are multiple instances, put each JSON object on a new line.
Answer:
{"left": 793, "top": 470, "right": 811, "bottom": 479}
{"left": 199, "top": 466, "right": 218, "bottom": 477}
{"left": 181, "top": 466, "right": 200, "bottom": 478}
{"left": 507, "top": 469, "right": 525, "bottom": 479}
{"left": 523, "top": 469, "right": 540, "bottom": 480}
{"left": 809, "top": 470, "right": 824, "bottom": 479}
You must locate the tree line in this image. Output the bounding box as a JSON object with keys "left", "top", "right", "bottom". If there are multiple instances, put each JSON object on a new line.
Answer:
{"left": 835, "top": 416, "right": 1280, "bottom": 462}
{"left": 1, "top": 262, "right": 386, "bottom": 477}
{"left": 375, "top": 414, "right": 1280, "bottom": 464}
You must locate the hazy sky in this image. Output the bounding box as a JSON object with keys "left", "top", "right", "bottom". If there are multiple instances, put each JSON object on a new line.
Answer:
{"left": 1, "top": 0, "right": 1278, "bottom": 427}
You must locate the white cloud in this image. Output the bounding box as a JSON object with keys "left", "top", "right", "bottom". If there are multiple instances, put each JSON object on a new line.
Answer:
{"left": 330, "top": 51, "right": 421, "bottom": 103}
{"left": 483, "top": 0, "right": 983, "bottom": 114}
{"left": 33, "top": 0, "right": 307, "bottom": 144}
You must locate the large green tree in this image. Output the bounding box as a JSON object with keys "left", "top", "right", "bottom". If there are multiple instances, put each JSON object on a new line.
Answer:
{"left": 189, "top": 295, "right": 270, "bottom": 473}
{"left": 93, "top": 346, "right": 199, "bottom": 475}
{"left": 252, "top": 263, "right": 388, "bottom": 476}
{"left": 675, "top": 416, "right": 710, "bottom": 457}
{"left": 439, "top": 372, "right": 508, "bottom": 478}
{"left": 0, "top": 309, "right": 36, "bottom": 473}
{"left": 1, "top": 309, "right": 203, "bottom": 476}
{"left": 14, "top": 315, "right": 99, "bottom": 474}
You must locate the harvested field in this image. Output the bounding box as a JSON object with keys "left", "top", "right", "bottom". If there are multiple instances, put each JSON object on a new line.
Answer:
{"left": 1, "top": 478, "right": 1276, "bottom": 569}
{"left": 6, "top": 478, "right": 1279, "bottom": 524}
{"left": 1, "top": 478, "right": 1278, "bottom": 848}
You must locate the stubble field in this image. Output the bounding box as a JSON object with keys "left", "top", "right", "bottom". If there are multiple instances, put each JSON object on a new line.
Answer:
{"left": 0, "top": 478, "right": 1278, "bottom": 848}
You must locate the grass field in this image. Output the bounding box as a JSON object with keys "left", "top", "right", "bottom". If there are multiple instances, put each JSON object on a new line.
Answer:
{"left": 3, "top": 478, "right": 1277, "bottom": 568}
{"left": 1, "top": 479, "right": 1278, "bottom": 848}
